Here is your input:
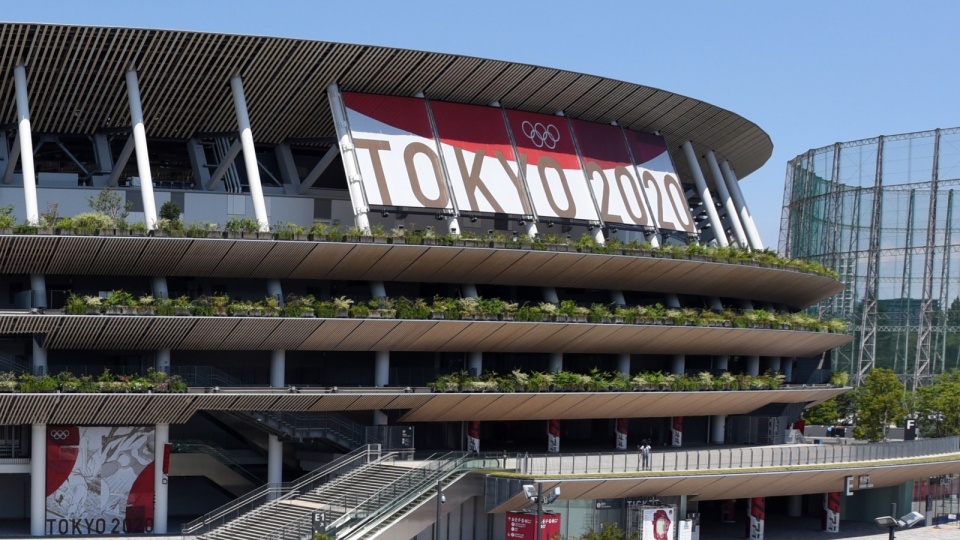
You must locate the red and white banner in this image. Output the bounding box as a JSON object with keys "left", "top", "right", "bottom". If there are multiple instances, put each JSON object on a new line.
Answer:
{"left": 430, "top": 101, "right": 533, "bottom": 216}
{"left": 505, "top": 110, "right": 600, "bottom": 223}
{"left": 343, "top": 92, "right": 453, "bottom": 211}
{"left": 823, "top": 492, "right": 841, "bottom": 532}
{"left": 748, "top": 497, "right": 765, "bottom": 540}
{"left": 466, "top": 420, "right": 480, "bottom": 453}
{"left": 615, "top": 418, "right": 628, "bottom": 450}
{"left": 672, "top": 416, "right": 683, "bottom": 447}
{"left": 506, "top": 511, "right": 561, "bottom": 540}
{"left": 623, "top": 130, "right": 696, "bottom": 233}
{"left": 571, "top": 119, "right": 655, "bottom": 229}
{"left": 547, "top": 419, "right": 561, "bottom": 453}
{"left": 46, "top": 426, "right": 155, "bottom": 536}
{"left": 643, "top": 507, "right": 675, "bottom": 540}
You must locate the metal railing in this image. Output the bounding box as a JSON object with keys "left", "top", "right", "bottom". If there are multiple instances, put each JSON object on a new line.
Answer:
{"left": 250, "top": 411, "right": 366, "bottom": 447}
{"left": 171, "top": 442, "right": 262, "bottom": 485}
{"left": 182, "top": 444, "right": 380, "bottom": 536}
{"left": 517, "top": 436, "right": 960, "bottom": 475}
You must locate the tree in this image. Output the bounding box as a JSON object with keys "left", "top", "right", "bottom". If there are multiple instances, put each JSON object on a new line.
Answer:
{"left": 916, "top": 369, "right": 960, "bottom": 437}
{"left": 88, "top": 187, "right": 131, "bottom": 224}
{"left": 853, "top": 368, "right": 907, "bottom": 442}
{"left": 802, "top": 397, "right": 841, "bottom": 425}
{"left": 159, "top": 200, "right": 181, "bottom": 221}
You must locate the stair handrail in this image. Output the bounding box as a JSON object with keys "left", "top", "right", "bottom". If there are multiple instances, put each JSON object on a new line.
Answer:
{"left": 181, "top": 444, "right": 380, "bottom": 535}
{"left": 171, "top": 441, "right": 262, "bottom": 485}
{"left": 252, "top": 410, "right": 366, "bottom": 447}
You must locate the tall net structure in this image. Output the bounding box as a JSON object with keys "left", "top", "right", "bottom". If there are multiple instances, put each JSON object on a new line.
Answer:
{"left": 780, "top": 128, "right": 960, "bottom": 389}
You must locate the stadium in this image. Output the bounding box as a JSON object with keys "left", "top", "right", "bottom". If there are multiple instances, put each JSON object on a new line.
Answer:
{"left": 0, "top": 22, "right": 952, "bottom": 540}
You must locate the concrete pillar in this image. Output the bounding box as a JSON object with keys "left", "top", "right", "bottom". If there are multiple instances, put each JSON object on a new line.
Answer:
{"left": 155, "top": 349, "right": 171, "bottom": 374}
{"left": 671, "top": 354, "right": 685, "bottom": 375}
{"left": 711, "top": 415, "right": 726, "bottom": 444}
{"left": 714, "top": 355, "right": 729, "bottom": 372}
{"left": 708, "top": 297, "right": 723, "bottom": 311}
{"left": 746, "top": 356, "right": 760, "bottom": 377}
{"left": 30, "top": 424, "right": 45, "bottom": 536}
{"left": 327, "top": 84, "right": 370, "bottom": 233}
{"left": 783, "top": 358, "right": 794, "bottom": 382}
{"left": 230, "top": 75, "right": 269, "bottom": 232}
{"left": 370, "top": 281, "right": 387, "bottom": 299}
{"left": 14, "top": 65, "right": 39, "bottom": 225}
{"left": 617, "top": 354, "right": 631, "bottom": 376}
{"left": 768, "top": 357, "right": 781, "bottom": 373}
{"left": 681, "top": 141, "right": 727, "bottom": 246}
{"left": 749, "top": 497, "right": 765, "bottom": 539}
{"left": 31, "top": 335, "right": 46, "bottom": 375}
{"left": 373, "top": 410, "right": 388, "bottom": 426}
{"left": 610, "top": 290, "right": 626, "bottom": 306}
{"left": 664, "top": 293, "right": 681, "bottom": 309}
{"left": 542, "top": 287, "right": 559, "bottom": 304}
{"left": 547, "top": 419, "right": 560, "bottom": 453}
{"left": 461, "top": 283, "right": 478, "bottom": 299}
{"left": 154, "top": 423, "right": 169, "bottom": 534}
{"left": 787, "top": 495, "right": 802, "bottom": 517}
{"left": 267, "top": 434, "right": 282, "bottom": 486}
{"left": 549, "top": 353, "right": 563, "bottom": 373}
{"left": 375, "top": 351, "right": 389, "bottom": 387}
{"left": 267, "top": 279, "right": 283, "bottom": 304}
{"left": 467, "top": 352, "right": 482, "bottom": 377}
{"left": 720, "top": 160, "right": 764, "bottom": 249}
{"left": 151, "top": 276, "right": 168, "bottom": 300}
{"left": 445, "top": 216, "right": 462, "bottom": 236}
{"left": 30, "top": 274, "right": 45, "bottom": 309}
{"left": 270, "top": 350, "right": 285, "bottom": 388}
{"left": 705, "top": 150, "right": 747, "bottom": 247}
{"left": 125, "top": 67, "right": 158, "bottom": 229}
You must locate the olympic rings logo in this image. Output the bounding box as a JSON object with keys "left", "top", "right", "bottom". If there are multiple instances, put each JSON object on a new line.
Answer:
{"left": 49, "top": 429, "right": 70, "bottom": 440}
{"left": 521, "top": 121, "right": 560, "bottom": 149}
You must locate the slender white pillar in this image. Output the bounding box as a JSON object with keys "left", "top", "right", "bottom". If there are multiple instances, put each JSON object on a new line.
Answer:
{"left": 714, "top": 355, "right": 729, "bottom": 372}
{"left": 14, "top": 65, "right": 39, "bottom": 225}
{"left": 375, "top": 351, "right": 389, "bottom": 387}
{"left": 708, "top": 297, "right": 723, "bottom": 311}
{"left": 461, "top": 284, "right": 478, "bottom": 299}
{"left": 710, "top": 415, "right": 726, "bottom": 444}
{"left": 230, "top": 76, "right": 269, "bottom": 232}
{"left": 270, "top": 350, "right": 285, "bottom": 387}
{"left": 467, "top": 352, "right": 483, "bottom": 377}
{"left": 705, "top": 151, "right": 747, "bottom": 247}
{"left": 155, "top": 349, "right": 171, "bottom": 373}
{"left": 671, "top": 354, "right": 685, "bottom": 375}
{"left": 125, "top": 67, "right": 158, "bottom": 230}
{"left": 610, "top": 290, "right": 626, "bottom": 306}
{"left": 370, "top": 281, "right": 387, "bottom": 299}
{"left": 720, "top": 160, "right": 764, "bottom": 249}
{"left": 681, "top": 141, "right": 727, "bottom": 246}
{"left": 549, "top": 353, "right": 563, "bottom": 373}
{"left": 267, "top": 279, "right": 283, "bottom": 304}
{"left": 267, "top": 434, "right": 282, "bottom": 485}
{"left": 30, "top": 274, "right": 45, "bottom": 309}
{"left": 746, "top": 356, "right": 760, "bottom": 377}
{"left": 522, "top": 221, "right": 538, "bottom": 238}
{"left": 30, "top": 423, "right": 45, "bottom": 536}
{"left": 769, "top": 357, "right": 781, "bottom": 373}
{"left": 154, "top": 423, "right": 169, "bottom": 534}
{"left": 445, "top": 216, "right": 462, "bottom": 236}
{"left": 617, "top": 354, "right": 631, "bottom": 375}
{"left": 542, "top": 287, "right": 559, "bottom": 304}
{"left": 31, "top": 337, "right": 46, "bottom": 375}
{"left": 151, "top": 276, "right": 168, "bottom": 300}
{"left": 592, "top": 226, "right": 605, "bottom": 245}
{"left": 327, "top": 84, "right": 371, "bottom": 232}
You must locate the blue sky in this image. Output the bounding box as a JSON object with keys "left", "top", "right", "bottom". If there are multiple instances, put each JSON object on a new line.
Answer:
{"left": 5, "top": 1, "right": 959, "bottom": 247}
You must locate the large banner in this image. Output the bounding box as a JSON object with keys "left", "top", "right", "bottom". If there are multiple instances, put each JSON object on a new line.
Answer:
{"left": 642, "top": 506, "right": 676, "bottom": 540}
{"left": 430, "top": 101, "right": 533, "bottom": 216}
{"left": 506, "top": 110, "right": 600, "bottom": 222}
{"left": 506, "top": 511, "right": 561, "bottom": 540}
{"left": 46, "top": 426, "right": 155, "bottom": 536}
{"left": 570, "top": 119, "right": 655, "bottom": 229}
{"left": 623, "top": 130, "right": 696, "bottom": 233}
{"left": 342, "top": 92, "right": 454, "bottom": 211}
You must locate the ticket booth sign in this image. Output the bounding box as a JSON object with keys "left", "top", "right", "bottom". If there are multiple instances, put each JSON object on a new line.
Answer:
{"left": 506, "top": 511, "right": 561, "bottom": 540}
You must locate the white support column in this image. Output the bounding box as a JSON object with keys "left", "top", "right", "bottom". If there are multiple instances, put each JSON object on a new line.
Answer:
{"left": 445, "top": 216, "right": 461, "bottom": 236}
{"left": 151, "top": 276, "right": 168, "bottom": 300}
{"left": 270, "top": 350, "right": 285, "bottom": 388}
{"left": 230, "top": 75, "right": 269, "bottom": 232}
{"left": 769, "top": 357, "right": 782, "bottom": 373}
{"left": 375, "top": 351, "right": 389, "bottom": 387}
{"left": 32, "top": 336, "right": 46, "bottom": 375}
{"left": 746, "top": 356, "right": 760, "bottom": 377}
{"left": 783, "top": 358, "right": 794, "bottom": 382}
{"left": 720, "top": 160, "right": 764, "bottom": 249}
{"left": 467, "top": 352, "right": 482, "bottom": 377}
{"left": 30, "top": 274, "right": 45, "bottom": 309}
{"left": 664, "top": 293, "right": 681, "bottom": 309}
{"left": 671, "top": 354, "right": 685, "bottom": 375}
{"left": 714, "top": 355, "right": 729, "bottom": 372}
{"left": 461, "top": 283, "right": 478, "bottom": 299}
{"left": 710, "top": 415, "right": 726, "bottom": 444}
{"left": 327, "top": 84, "right": 371, "bottom": 233}
{"left": 155, "top": 349, "right": 171, "bottom": 374}
{"left": 610, "top": 290, "right": 626, "bottom": 306}
{"left": 542, "top": 287, "right": 559, "bottom": 304}
{"left": 125, "top": 67, "right": 158, "bottom": 230}
{"left": 14, "top": 65, "right": 39, "bottom": 225}
{"left": 549, "top": 353, "right": 563, "bottom": 373}
{"left": 154, "top": 423, "right": 169, "bottom": 534}
{"left": 705, "top": 150, "right": 747, "bottom": 247}
{"left": 708, "top": 297, "right": 723, "bottom": 311}
{"left": 267, "top": 434, "right": 282, "bottom": 486}
{"left": 681, "top": 141, "right": 727, "bottom": 246}
{"left": 617, "top": 354, "right": 631, "bottom": 375}
{"left": 267, "top": 279, "right": 283, "bottom": 304}
{"left": 522, "top": 221, "right": 538, "bottom": 238}
{"left": 30, "top": 423, "right": 45, "bottom": 536}
{"left": 370, "top": 281, "right": 387, "bottom": 299}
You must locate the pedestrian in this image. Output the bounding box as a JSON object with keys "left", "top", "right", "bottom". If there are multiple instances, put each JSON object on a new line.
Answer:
{"left": 641, "top": 441, "right": 651, "bottom": 470}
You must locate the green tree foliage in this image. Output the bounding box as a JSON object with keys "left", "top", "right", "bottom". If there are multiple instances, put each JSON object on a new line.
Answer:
{"left": 571, "top": 523, "right": 638, "bottom": 540}
{"left": 917, "top": 369, "right": 960, "bottom": 437}
{"left": 159, "top": 200, "right": 182, "bottom": 221}
{"left": 88, "top": 187, "right": 131, "bottom": 224}
{"left": 802, "top": 397, "right": 841, "bottom": 425}
{"left": 853, "top": 368, "right": 907, "bottom": 442}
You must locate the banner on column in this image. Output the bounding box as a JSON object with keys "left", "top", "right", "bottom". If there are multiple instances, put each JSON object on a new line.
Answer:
{"left": 671, "top": 416, "right": 683, "bottom": 447}
{"left": 615, "top": 418, "right": 628, "bottom": 450}
{"left": 547, "top": 419, "right": 561, "bottom": 453}
{"left": 506, "top": 511, "right": 561, "bottom": 540}
{"left": 823, "top": 492, "right": 841, "bottom": 532}
{"left": 46, "top": 426, "right": 155, "bottom": 535}
{"left": 467, "top": 421, "right": 480, "bottom": 453}
{"left": 748, "top": 497, "right": 765, "bottom": 540}
{"left": 642, "top": 506, "right": 675, "bottom": 540}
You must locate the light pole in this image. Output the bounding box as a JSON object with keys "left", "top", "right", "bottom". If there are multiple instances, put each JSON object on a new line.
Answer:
{"left": 434, "top": 479, "right": 445, "bottom": 539}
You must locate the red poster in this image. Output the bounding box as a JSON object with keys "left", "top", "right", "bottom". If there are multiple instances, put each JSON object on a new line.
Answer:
{"left": 506, "top": 511, "right": 561, "bottom": 540}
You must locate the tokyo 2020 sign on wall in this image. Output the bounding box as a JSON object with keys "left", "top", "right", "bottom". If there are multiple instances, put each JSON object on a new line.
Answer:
{"left": 46, "top": 426, "right": 155, "bottom": 535}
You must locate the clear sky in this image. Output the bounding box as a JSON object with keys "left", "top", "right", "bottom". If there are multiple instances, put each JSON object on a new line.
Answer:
{"left": 4, "top": 1, "right": 959, "bottom": 248}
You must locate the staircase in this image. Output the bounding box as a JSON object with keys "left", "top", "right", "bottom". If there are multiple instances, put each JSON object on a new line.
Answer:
{"left": 239, "top": 410, "right": 366, "bottom": 450}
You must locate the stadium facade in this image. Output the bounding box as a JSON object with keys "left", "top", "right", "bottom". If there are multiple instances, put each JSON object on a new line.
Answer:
{"left": 0, "top": 22, "right": 951, "bottom": 540}
{"left": 781, "top": 128, "right": 960, "bottom": 388}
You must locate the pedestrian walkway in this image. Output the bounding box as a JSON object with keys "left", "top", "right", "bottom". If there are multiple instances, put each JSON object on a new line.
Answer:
{"left": 700, "top": 517, "right": 960, "bottom": 539}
